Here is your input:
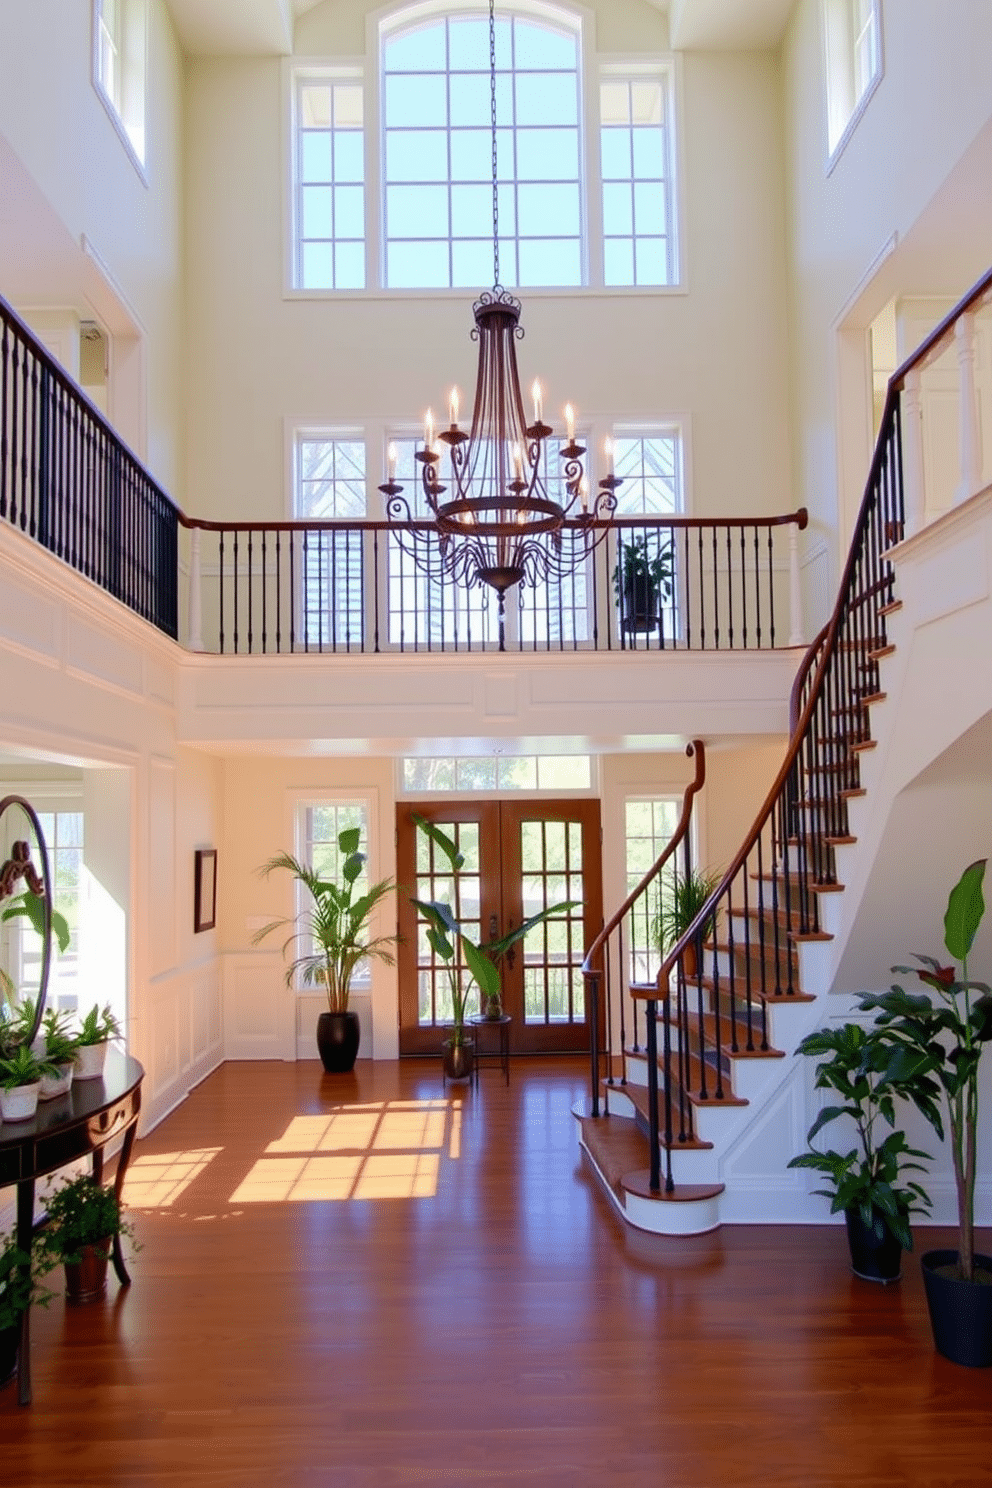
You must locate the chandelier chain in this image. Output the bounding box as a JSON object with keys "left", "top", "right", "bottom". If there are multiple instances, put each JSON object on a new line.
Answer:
{"left": 489, "top": 0, "right": 499, "bottom": 290}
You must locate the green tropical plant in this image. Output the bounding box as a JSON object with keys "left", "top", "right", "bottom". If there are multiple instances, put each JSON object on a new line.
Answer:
{"left": 411, "top": 815, "right": 578, "bottom": 1045}
{"left": 0, "top": 1228, "right": 55, "bottom": 1333}
{"left": 0, "top": 889, "right": 71, "bottom": 954}
{"left": 859, "top": 859, "right": 992, "bottom": 1283}
{"left": 76, "top": 1002, "right": 122, "bottom": 1047}
{"left": 40, "top": 1007, "right": 80, "bottom": 1066}
{"left": 787, "top": 1021, "right": 932, "bottom": 1250}
{"left": 0, "top": 1042, "right": 60, "bottom": 1090}
{"left": 0, "top": 890, "right": 72, "bottom": 1051}
{"left": 38, "top": 1175, "right": 140, "bottom": 1267}
{"left": 652, "top": 865, "right": 722, "bottom": 957}
{"left": 612, "top": 535, "right": 674, "bottom": 608}
{"left": 253, "top": 829, "right": 398, "bottom": 1013}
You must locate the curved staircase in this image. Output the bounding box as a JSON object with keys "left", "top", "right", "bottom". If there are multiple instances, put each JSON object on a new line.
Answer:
{"left": 575, "top": 265, "right": 992, "bottom": 1237}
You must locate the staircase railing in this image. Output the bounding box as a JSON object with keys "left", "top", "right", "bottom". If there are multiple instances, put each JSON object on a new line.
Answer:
{"left": 0, "top": 298, "right": 179, "bottom": 639}
{"left": 580, "top": 740, "right": 706, "bottom": 1124}
{"left": 625, "top": 262, "right": 992, "bottom": 1194}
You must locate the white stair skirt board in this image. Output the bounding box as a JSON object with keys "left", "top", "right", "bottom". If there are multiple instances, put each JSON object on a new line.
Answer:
{"left": 577, "top": 1137, "right": 723, "bottom": 1237}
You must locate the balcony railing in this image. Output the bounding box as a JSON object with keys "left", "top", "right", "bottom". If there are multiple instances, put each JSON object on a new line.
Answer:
{"left": 2, "top": 291, "right": 808, "bottom": 657}
{"left": 182, "top": 511, "right": 808, "bottom": 656}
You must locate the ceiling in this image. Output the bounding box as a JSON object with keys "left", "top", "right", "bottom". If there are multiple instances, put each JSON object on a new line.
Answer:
{"left": 164, "top": 0, "right": 797, "bottom": 57}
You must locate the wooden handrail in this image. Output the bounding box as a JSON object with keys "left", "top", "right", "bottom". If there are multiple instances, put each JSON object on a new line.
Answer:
{"left": 179, "top": 510, "right": 808, "bottom": 534}
{"left": 891, "top": 262, "right": 992, "bottom": 388}
{"left": 789, "top": 624, "right": 829, "bottom": 734}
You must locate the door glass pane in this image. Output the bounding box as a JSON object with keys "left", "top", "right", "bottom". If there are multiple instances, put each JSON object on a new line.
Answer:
{"left": 519, "top": 817, "right": 585, "bottom": 1025}
{"left": 414, "top": 821, "right": 482, "bottom": 1027}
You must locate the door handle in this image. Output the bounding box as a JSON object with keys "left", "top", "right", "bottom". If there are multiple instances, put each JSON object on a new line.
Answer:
{"left": 489, "top": 913, "right": 499, "bottom": 943}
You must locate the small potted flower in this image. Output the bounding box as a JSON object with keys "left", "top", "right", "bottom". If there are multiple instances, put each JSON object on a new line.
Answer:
{"left": 0, "top": 1043, "right": 60, "bottom": 1123}
{"left": 39, "top": 1174, "right": 139, "bottom": 1303}
{"left": 73, "top": 1002, "right": 122, "bottom": 1080}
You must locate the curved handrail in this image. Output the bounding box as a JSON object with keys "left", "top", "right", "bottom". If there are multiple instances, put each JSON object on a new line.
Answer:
{"left": 582, "top": 740, "right": 706, "bottom": 978}
{"left": 789, "top": 623, "right": 829, "bottom": 734}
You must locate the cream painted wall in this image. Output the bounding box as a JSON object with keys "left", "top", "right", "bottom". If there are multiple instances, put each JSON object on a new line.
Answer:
{"left": 0, "top": 0, "right": 185, "bottom": 497}
{"left": 183, "top": 3, "right": 791, "bottom": 529}
{"left": 782, "top": 0, "right": 992, "bottom": 624}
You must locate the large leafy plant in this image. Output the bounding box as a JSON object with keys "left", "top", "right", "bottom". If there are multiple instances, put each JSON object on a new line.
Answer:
{"left": 38, "top": 1175, "right": 139, "bottom": 1266}
{"left": 859, "top": 859, "right": 992, "bottom": 1283}
{"left": 254, "top": 829, "right": 398, "bottom": 1013}
{"left": 612, "top": 535, "right": 674, "bottom": 608}
{"left": 411, "top": 814, "right": 578, "bottom": 1046}
{"left": 787, "top": 1021, "right": 932, "bottom": 1250}
{"left": 652, "top": 865, "right": 722, "bottom": 957}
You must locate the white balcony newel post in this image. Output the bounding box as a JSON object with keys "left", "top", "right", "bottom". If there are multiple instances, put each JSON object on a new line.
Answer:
{"left": 901, "top": 368, "right": 926, "bottom": 537}
{"left": 188, "top": 526, "right": 204, "bottom": 652}
{"left": 955, "top": 310, "right": 982, "bottom": 506}
{"left": 788, "top": 522, "right": 804, "bottom": 647}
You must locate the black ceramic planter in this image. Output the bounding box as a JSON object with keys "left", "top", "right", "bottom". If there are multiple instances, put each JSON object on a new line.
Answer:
{"left": 844, "top": 1206, "right": 903, "bottom": 1283}
{"left": 921, "top": 1250, "right": 992, "bottom": 1367}
{"left": 316, "top": 1010, "right": 361, "bottom": 1073}
{"left": 621, "top": 578, "right": 660, "bottom": 634}
{"left": 0, "top": 1323, "right": 18, "bottom": 1387}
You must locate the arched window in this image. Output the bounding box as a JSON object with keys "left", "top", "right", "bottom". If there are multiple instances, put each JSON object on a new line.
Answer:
{"left": 381, "top": 10, "right": 582, "bottom": 288}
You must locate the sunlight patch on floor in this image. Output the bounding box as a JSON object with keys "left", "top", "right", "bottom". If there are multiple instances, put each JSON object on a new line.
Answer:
{"left": 231, "top": 1099, "right": 458, "bottom": 1203}
{"left": 123, "top": 1148, "right": 223, "bottom": 1208}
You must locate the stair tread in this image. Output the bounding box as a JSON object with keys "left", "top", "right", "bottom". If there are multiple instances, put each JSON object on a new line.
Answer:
{"left": 879, "top": 599, "right": 902, "bottom": 616}
{"left": 605, "top": 1080, "right": 714, "bottom": 1148}
{"left": 849, "top": 740, "right": 877, "bottom": 754}
{"left": 623, "top": 1048, "right": 749, "bottom": 1107}
{"left": 750, "top": 871, "right": 844, "bottom": 894}
{"left": 868, "top": 644, "right": 895, "bottom": 660}
{"left": 622, "top": 1171, "right": 725, "bottom": 1204}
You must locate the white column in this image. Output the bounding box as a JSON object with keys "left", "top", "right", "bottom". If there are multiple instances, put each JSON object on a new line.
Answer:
{"left": 955, "top": 310, "right": 982, "bottom": 506}
{"left": 788, "top": 523, "right": 804, "bottom": 647}
{"left": 188, "top": 526, "right": 203, "bottom": 651}
{"left": 901, "top": 367, "right": 926, "bottom": 537}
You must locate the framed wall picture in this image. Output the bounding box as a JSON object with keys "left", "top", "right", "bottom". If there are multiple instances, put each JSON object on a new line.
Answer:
{"left": 194, "top": 848, "right": 217, "bottom": 933}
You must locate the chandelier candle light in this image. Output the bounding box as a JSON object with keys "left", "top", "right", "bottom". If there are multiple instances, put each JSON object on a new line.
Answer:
{"left": 381, "top": 0, "right": 618, "bottom": 648}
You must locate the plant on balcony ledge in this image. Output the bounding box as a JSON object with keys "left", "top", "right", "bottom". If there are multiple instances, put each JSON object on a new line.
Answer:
{"left": 254, "top": 830, "right": 398, "bottom": 1074}
{"left": 612, "top": 535, "right": 674, "bottom": 634}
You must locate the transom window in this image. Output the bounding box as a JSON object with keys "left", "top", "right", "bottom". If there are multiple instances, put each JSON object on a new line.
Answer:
{"left": 402, "top": 755, "right": 592, "bottom": 791}
{"left": 382, "top": 13, "right": 581, "bottom": 289}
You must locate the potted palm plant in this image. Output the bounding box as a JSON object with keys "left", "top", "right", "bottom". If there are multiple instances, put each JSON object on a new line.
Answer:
{"left": 652, "top": 865, "right": 721, "bottom": 980}
{"left": 859, "top": 859, "right": 992, "bottom": 1365}
{"left": 612, "top": 535, "right": 674, "bottom": 633}
{"left": 411, "top": 815, "right": 577, "bottom": 1078}
{"left": 787, "top": 1021, "right": 932, "bottom": 1281}
{"left": 254, "top": 827, "right": 398, "bottom": 1073}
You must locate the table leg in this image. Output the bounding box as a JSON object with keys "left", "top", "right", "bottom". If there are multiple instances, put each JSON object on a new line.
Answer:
{"left": 110, "top": 1121, "right": 138, "bottom": 1286}
{"left": 16, "top": 1178, "right": 34, "bottom": 1407}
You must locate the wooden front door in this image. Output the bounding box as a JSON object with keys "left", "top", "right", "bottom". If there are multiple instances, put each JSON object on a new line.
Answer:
{"left": 397, "top": 799, "right": 602, "bottom": 1055}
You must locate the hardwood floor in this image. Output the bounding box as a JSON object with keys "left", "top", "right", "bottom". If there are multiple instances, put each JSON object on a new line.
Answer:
{"left": 3, "top": 1057, "right": 990, "bottom": 1487}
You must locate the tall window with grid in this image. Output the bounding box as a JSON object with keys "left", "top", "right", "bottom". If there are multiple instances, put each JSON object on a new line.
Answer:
{"left": 295, "top": 435, "right": 366, "bottom": 649}
{"left": 298, "top": 802, "right": 372, "bottom": 987}
{"left": 624, "top": 798, "right": 680, "bottom": 984}
{"left": 295, "top": 75, "right": 366, "bottom": 290}
{"left": 600, "top": 73, "right": 676, "bottom": 287}
{"left": 612, "top": 428, "right": 684, "bottom": 642}
{"left": 381, "top": 12, "right": 582, "bottom": 289}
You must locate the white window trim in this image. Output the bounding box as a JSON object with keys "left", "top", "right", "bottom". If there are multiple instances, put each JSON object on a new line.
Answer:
{"left": 284, "top": 3, "right": 686, "bottom": 298}
{"left": 91, "top": 0, "right": 148, "bottom": 183}
{"left": 823, "top": 0, "right": 883, "bottom": 173}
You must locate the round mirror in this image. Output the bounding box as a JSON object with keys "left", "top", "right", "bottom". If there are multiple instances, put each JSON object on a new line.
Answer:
{"left": 0, "top": 795, "right": 54, "bottom": 1051}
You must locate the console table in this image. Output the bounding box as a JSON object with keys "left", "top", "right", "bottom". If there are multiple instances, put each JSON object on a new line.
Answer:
{"left": 0, "top": 1051, "right": 144, "bottom": 1405}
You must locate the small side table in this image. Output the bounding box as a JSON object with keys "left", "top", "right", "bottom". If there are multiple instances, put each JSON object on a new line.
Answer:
{"left": 467, "top": 1014, "right": 512, "bottom": 1086}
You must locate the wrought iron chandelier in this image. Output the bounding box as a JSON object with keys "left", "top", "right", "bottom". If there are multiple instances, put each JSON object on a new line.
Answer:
{"left": 382, "top": 0, "right": 618, "bottom": 639}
